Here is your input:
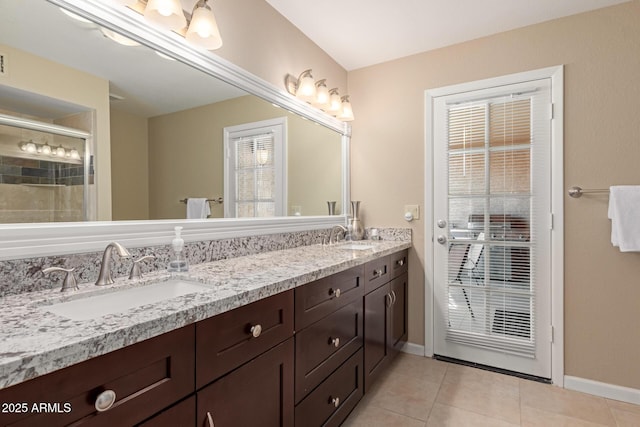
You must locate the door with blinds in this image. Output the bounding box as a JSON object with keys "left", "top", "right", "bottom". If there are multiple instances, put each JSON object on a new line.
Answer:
{"left": 432, "top": 78, "right": 552, "bottom": 378}
{"left": 224, "top": 118, "right": 286, "bottom": 218}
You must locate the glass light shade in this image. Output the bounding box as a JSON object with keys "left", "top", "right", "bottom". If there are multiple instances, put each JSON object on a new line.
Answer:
{"left": 314, "top": 80, "right": 329, "bottom": 107}
{"left": 55, "top": 146, "right": 66, "bottom": 157}
{"left": 41, "top": 143, "right": 52, "bottom": 155}
{"left": 296, "top": 70, "right": 316, "bottom": 102}
{"left": 328, "top": 89, "right": 341, "bottom": 113}
{"left": 101, "top": 28, "right": 140, "bottom": 46}
{"left": 339, "top": 96, "right": 355, "bottom": 122}
{"left": 144, "top": 0, "right": 187, "bottom": 31}
{"left": 70, "top": 149, "right": 81, "bottom": 160}
{"left": 114, "top": 0, "right": 138, "bottom": 6}
{"left": 185, "top": 4, "right": 222, "bottom": 50}
{"left": 22, "top": 142, "right": 37, "bottom": 153}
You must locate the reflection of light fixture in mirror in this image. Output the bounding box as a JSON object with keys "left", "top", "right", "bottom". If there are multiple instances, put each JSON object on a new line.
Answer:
{"left": 155, "top": 51, "right": 176, "bottom": 61}
{"left": 327, "top": 88, "right": 342, "bottom": 114}
{"left": 101, "top": 27, "right": 141, "bottom": 46}
{"left": 70, "top": 149, "right": 81, "bottom": 160}
{"left": 54, "top": 146, "right": 67, "bottom": 157}
{"left": 314, "top": 79, "right": 329, "bottom": 108}
{"left": 59, "top": 8, "right": 93, "bottom": 23}
{"left": 186, "top": 0, "right": 222, "bottom": 50}
{"left": 295, "top": 69, "right": 317, "bottom": 102}
{"left": 338, "top": 95, "right": 355, "bottom": 122}
{"left": 113, "top": 0, "right": 138, "bottom": 6}
{"left": 20, "top": 141, "right": 37, "bottom": 153}
{"left": 144, "top": 0, "right": 187, "bottom": 31}
{"left": 40, "top": 143, "right": 52, "bottom": 155}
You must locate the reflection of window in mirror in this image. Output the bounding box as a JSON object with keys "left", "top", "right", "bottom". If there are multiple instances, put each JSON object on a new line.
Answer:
{"left": 223, "top": 118, "right": 287, "bottom": 218}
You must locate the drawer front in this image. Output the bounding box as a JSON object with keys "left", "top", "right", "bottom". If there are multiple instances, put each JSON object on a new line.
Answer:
{"left": 0, "top": 325, "right": 195, "bottom": 427}
{"left": 197, "top": 338, "right": 294, "bottom": 427}
{"left": 294, "top": 349, "right": 364, "bottom": 427}
{"left": 196, "top": 290, "right": 294, "bottom": 389}
{"left": 389, "top": 249, "right": 408, "bottom": 280}
{"left": 364, "top": 255, "right": 390, "bottom": 293}
{"left": 295, "top": 299, "right": 363, "bottom": 403}
{"left": 295, "top": 265, "right": 364, "bottom": 330}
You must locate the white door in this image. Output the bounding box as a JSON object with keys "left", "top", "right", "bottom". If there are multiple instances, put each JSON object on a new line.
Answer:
{"left": 432, "top": 78, "right": 553, "bottom": 378}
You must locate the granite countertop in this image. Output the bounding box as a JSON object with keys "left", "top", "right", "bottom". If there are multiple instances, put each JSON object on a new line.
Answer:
{"left": 0, "top": 240, "right": 410, "bottom": 390}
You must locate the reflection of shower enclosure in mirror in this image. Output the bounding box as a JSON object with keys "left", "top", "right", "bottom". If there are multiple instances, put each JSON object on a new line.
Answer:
{"left": 0, "top": 113, "right": 91, "bottom": 223}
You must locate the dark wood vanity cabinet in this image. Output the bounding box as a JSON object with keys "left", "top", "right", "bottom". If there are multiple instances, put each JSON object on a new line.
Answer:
{"left": 364, "top": 251, "right": 408, "bottom": 392}
{"left": 0, "top": 325, "right": 195, "bottom": 427}
{"left": 0, "top": 249, "right": 409, "bottom": 427}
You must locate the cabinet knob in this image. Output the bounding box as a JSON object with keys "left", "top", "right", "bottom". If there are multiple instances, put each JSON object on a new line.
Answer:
{"left": 329, "top": 288, "right": 341, "bottom": 298}
{"left": 94, "top": 389, "right": 116, "bottom": 412}
{"left": 330, "top": 337, "right": 340, "bottom": 348}
{"left": 373, "top": 269, "right": 383, "bottom": 278}
{"left": 330, "top": 396, "right": 340, "bottom": 408}
{"left": 250, "top": 324, "right": 262, "bottom": 338}
{"left": 397, "top": 259, "right": 405, "bottom": 266}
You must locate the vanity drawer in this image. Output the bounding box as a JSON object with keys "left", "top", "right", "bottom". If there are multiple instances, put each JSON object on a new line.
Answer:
{"left": 196, "top": 290, "right": 294, "bottom": 389}
{"left": 389, "top": 249, "right": 409, "bottom": 280}
{"left": 295, "top": 265, "right": 364, "bottom": 330}
{"left": 294, "top": 349, "right": 364, "bottom": 427}
{"left": 0, "top": 325, "right": 195, "bottom": 427}
{"left": 364, "top": 255, "right": 390, "bottom": 292}
{"left": 295, "top": 299, "right": 363, "bottom": 403}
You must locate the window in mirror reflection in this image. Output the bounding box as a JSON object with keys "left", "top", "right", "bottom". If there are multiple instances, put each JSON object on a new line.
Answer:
{"left": 224, "top": 118, "right": 286, "bottom": 218}
{"left": 0, "top": 119, "right": 90, "bottom": 223}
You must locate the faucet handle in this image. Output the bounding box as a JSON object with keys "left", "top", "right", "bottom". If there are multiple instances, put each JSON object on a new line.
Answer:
{"left": 129, "top": 255, "right": 155, "bottom": 280}
{"left": 42, "top": 267, "right": 79, "bottom": 292}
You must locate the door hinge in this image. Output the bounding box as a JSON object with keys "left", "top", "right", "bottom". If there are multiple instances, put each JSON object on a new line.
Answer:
{"left": 550, "top": 325, "right": 555, "bottom": 343}
{"left": 550, "top": 103, "right": 554, "bottom": 120}
{"left": 549, "top": 213, "right": 554, "bottom": 230}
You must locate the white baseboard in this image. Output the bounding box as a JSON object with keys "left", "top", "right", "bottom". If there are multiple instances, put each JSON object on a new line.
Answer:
{"left": 400, "top": 342, "right": 426, "bottom": 356}
{"left": 564, "top": 375, "right": 640, "bottom": 405}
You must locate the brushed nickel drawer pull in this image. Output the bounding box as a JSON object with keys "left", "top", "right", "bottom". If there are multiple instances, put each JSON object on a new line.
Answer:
{"left": 372, "top": 269, "right": 383, "bottom": 278}
{"left": 207, "top": 411, "right": 215, "bottom": 427}
{"left": 330, "top": 337, "right": 340, "bottom": 347}
{"left": 94, "top": 389, "right": 116, "bottom": 412}
{"left": 386, "top": 293, "right": 393, "bottom": 308}
{"left": 329, "top": 288, "right": 341, "bottom": 298}
{"left": 250, "top": 324, "right": 262, "bottom": 338}
{"left": 391, "top": 290, "right": 397, "bottom": 305}
{"left": 330, "top": 396, "right": 340, "bottom": 408}
{"left": 397, "top": 259, "right": 405, "bottom": 266}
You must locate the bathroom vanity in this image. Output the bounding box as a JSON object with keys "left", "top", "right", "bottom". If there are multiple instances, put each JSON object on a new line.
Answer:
{"left": 0, "top": 241, "right": 409, "bottom": 426}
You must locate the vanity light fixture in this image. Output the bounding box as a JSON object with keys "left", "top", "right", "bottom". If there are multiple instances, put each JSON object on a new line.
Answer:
{"left": 19, "top": 141, "right": 82, "bottom": 161}
{"left": 143, "top": 0, "right": 187, "bottom": 31}
{"left": 295, "top": 69, "right": 317, "bottom": 102}
{"left": 327, "top": 88, "right": 342, "bottom": 114}
{"left": 185, "top": 0, "right": 223, "bottom": 50}
{"left": 338, "top": 95, "right": 355, "bottom": 122}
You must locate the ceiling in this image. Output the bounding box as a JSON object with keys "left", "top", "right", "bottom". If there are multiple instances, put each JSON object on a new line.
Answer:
{"left": 265, "top": 0, "right": 631, "bottom": 70}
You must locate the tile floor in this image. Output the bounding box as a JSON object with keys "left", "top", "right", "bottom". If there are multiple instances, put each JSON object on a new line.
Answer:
{"left": 343, "top": 354, "right": 640, "bottom": 426}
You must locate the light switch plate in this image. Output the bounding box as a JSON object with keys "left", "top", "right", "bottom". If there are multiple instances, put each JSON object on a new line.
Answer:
{"left": 404, "top": 204, "right": 420, "bottom": 220}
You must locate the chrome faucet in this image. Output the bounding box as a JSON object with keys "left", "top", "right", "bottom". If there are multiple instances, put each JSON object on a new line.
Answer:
{"left": 328, "top": 225, "right": 347, "bottom": 245}
{"left": 95, "top": 242, "right": 131, "bottom": 286}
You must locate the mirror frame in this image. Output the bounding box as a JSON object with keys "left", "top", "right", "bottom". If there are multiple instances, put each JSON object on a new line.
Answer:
{"left": 0, "top": 0, "right": 351, "bottom": 260}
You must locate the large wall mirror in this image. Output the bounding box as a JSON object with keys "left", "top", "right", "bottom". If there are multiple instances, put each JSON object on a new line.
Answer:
{"left": 0, "top": 0, "right": 350, "bottom": 259}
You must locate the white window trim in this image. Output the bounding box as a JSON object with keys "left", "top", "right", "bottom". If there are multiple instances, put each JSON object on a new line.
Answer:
{"left": 223, "top": 117, "right": 288, "bottom": 218}
{"left": 424, "top": 66, "right": 564, "bottom": 386}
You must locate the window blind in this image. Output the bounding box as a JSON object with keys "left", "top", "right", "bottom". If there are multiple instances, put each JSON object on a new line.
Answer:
{"left": 232, "top": 132, "right": 276, "bottom": 217}
{"left": 445, "top": 96, "right": 538, "bottom": 357}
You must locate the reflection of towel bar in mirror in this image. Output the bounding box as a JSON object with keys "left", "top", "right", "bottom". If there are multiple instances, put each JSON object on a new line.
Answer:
{"left": 568, "top": 186, "right": 609, "bottom": 198}
{"left": 179, "top": 198, "right": 224, "bottom": 204}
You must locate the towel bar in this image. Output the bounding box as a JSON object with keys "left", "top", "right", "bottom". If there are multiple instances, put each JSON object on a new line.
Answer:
{"left": 568, "top": 186, "right": 609, "bottom": 198}
{"left": 179, "top": 197, "right": 224, "bottom": 204}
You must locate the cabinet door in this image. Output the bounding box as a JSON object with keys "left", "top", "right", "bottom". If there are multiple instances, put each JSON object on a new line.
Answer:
{"left": 390, "top": 273, "right": 408, "bottom": 353}
{"left": 363, "top": 283, "right": 391, "bottom": 392}
{"left": 137, "top": 396, "right": 195, "bottom": 427}
{"left": 197, "top": 338, "right": 294, "bottom": 427}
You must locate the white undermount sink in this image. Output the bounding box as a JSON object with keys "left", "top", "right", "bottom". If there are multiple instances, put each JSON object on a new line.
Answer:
{"left": 43, "top": 279, "right": 210, "bottom": 321}
{"left": 336, "top": 243, "right": 375, "bottom": 251}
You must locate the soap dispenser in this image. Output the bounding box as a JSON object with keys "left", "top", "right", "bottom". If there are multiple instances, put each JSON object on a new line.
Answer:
{"left": 168, "top": 226, "right": 189, "bottom": 273}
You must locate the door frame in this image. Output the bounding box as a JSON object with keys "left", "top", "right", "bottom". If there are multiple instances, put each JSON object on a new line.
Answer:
{"left": 424, "top": 66, "right": 564, "bottom": 386}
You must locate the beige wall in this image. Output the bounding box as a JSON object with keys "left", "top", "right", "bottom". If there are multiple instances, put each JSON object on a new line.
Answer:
{"left": 0, "top": 43, "right": 112, "bottom": 220}
{"left": 348, "top": 1, "right": 640, "bottom": 389}
{"left": 147, "top": 95, "right": 342, "bottom": 219}
{"left": 212, "top": 0, "right": 347, "bottom": 95}
{"left": 110, "top": 108, "right": 149, "bottom": 220}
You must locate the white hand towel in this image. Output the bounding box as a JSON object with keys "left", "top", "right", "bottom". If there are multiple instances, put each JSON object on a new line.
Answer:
{"left": 608, "top": 186, "right": 640, "bottom": 252}
{"left": 186, "top": 198, "right": 211, "bottom": 219}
